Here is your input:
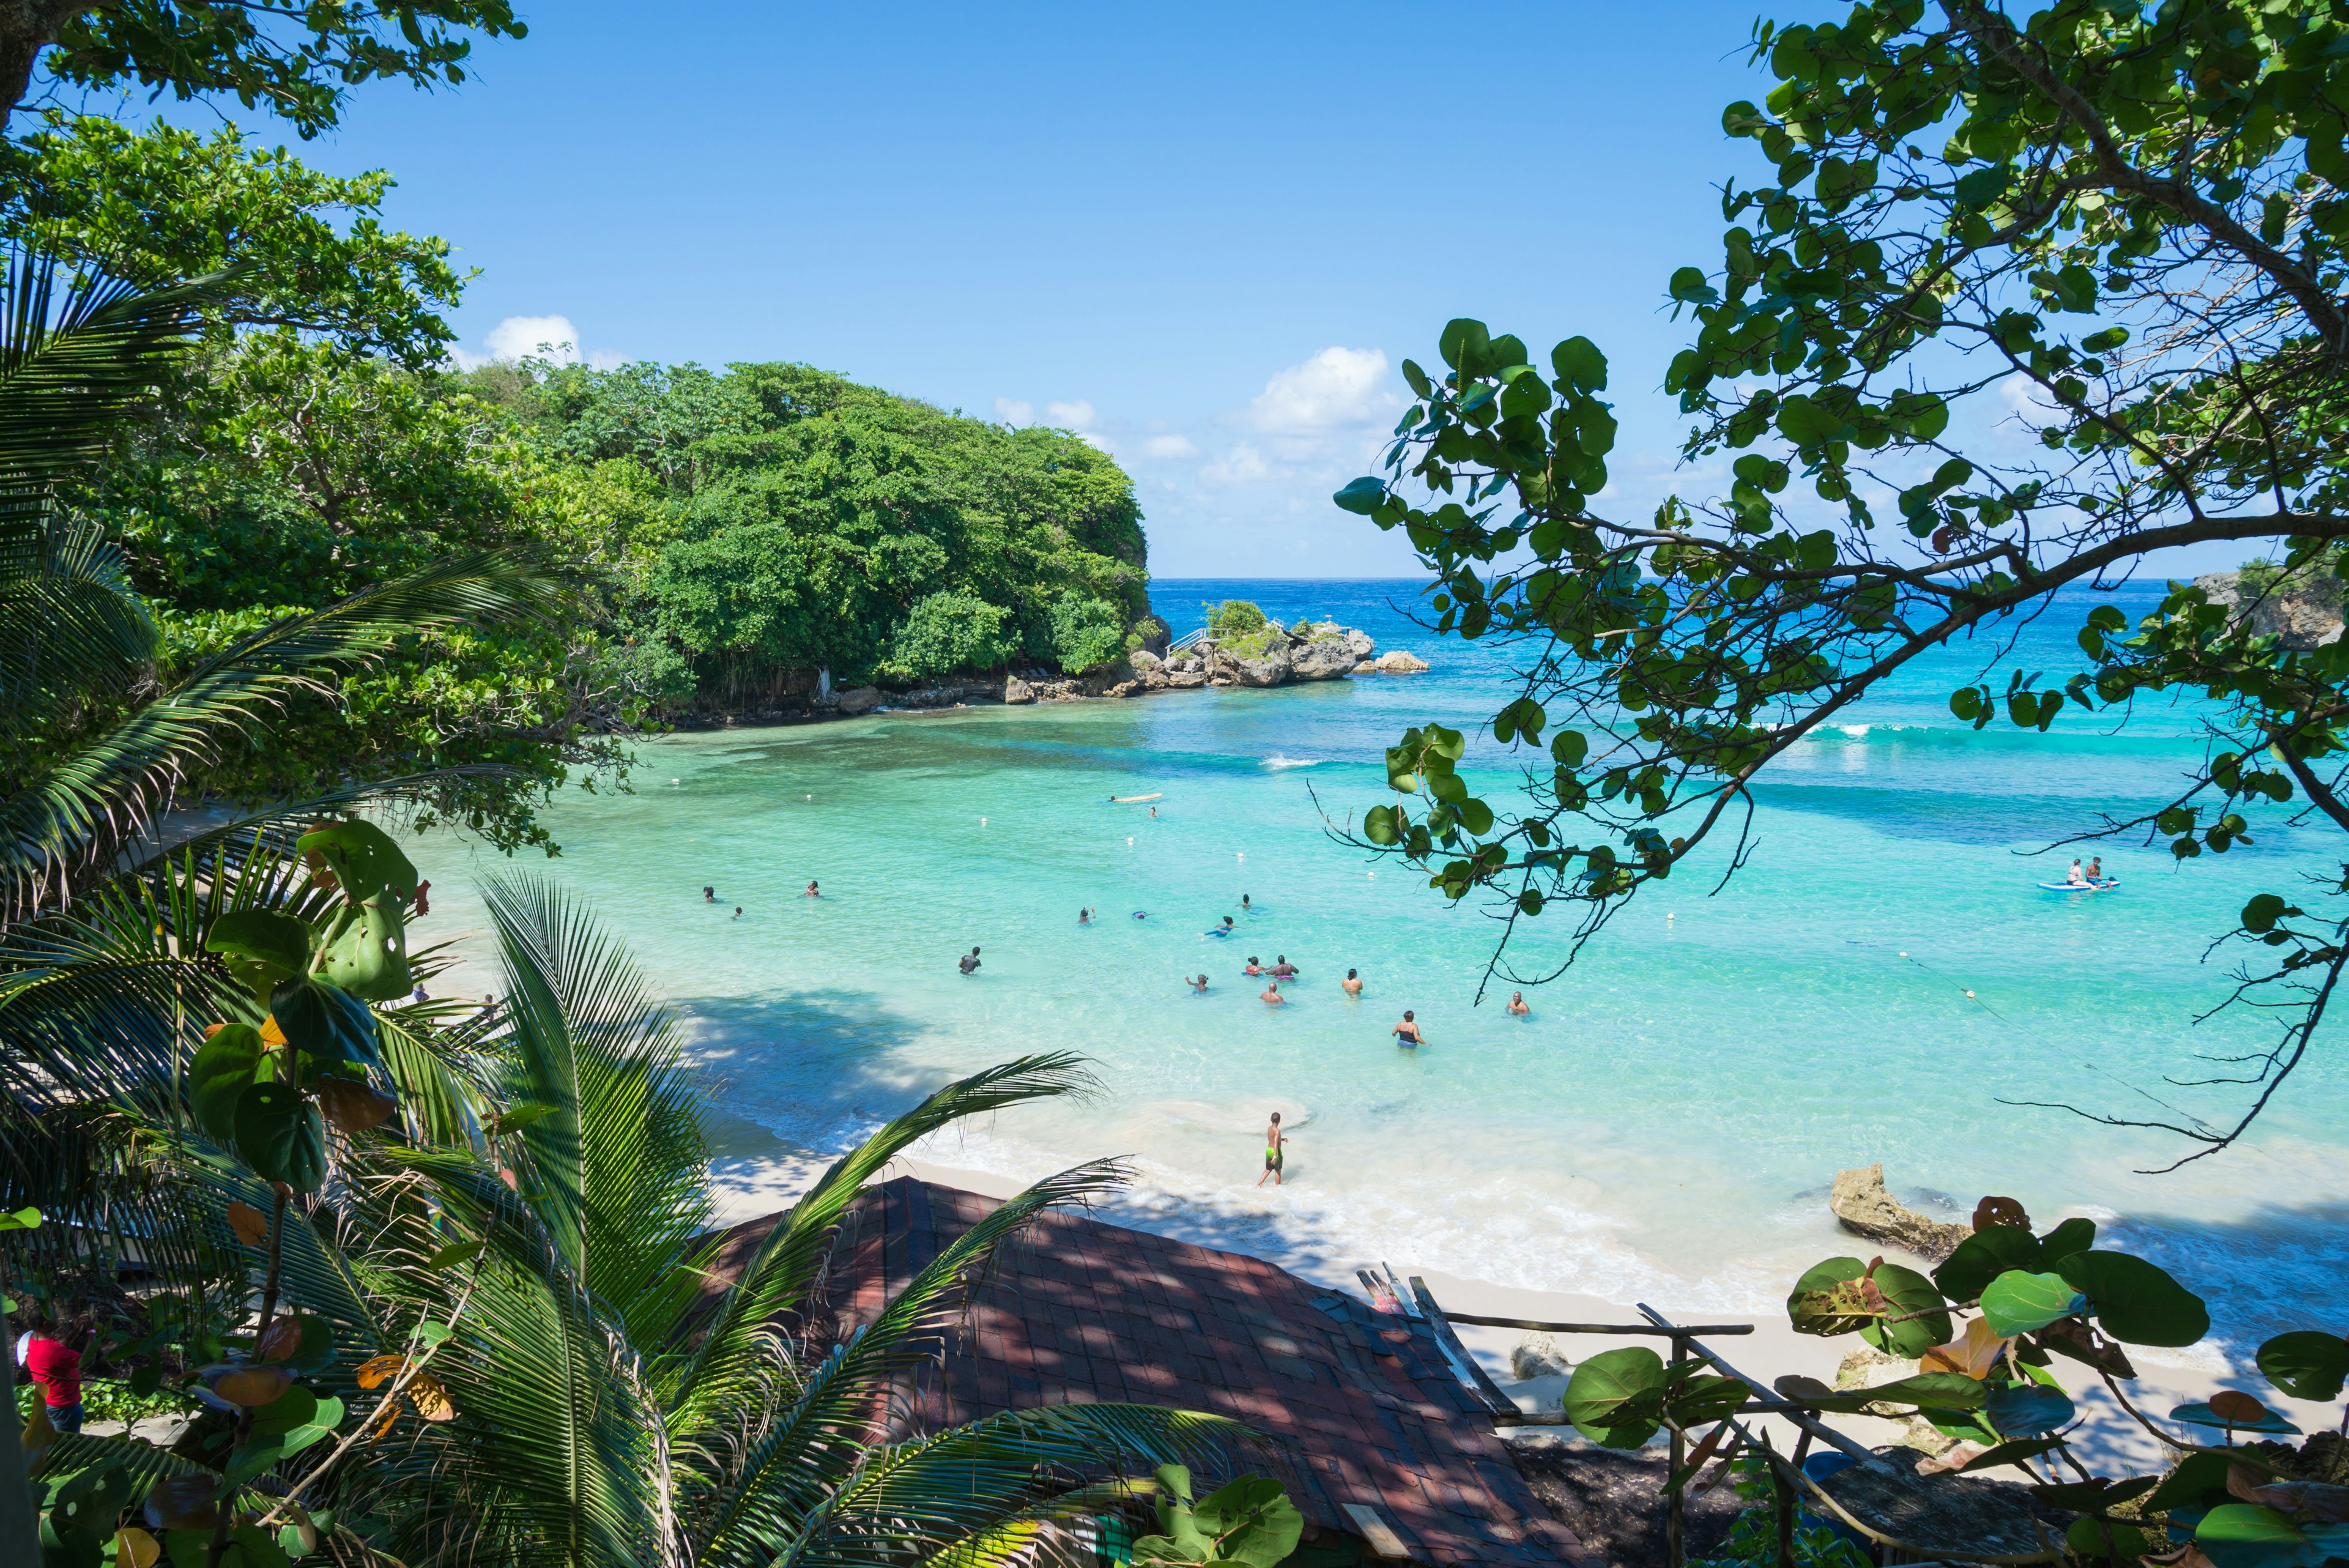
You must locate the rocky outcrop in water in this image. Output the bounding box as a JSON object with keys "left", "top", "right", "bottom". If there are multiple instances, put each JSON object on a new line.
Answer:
{"left": 1830, "top": 1164, "right": 1972, "bottom": 1262}
{"left": 1359, "top": 650, "right": 1429, "bottom": 674}
{"left": 2194, "top": 567, "right": 2345, "bottom": 651}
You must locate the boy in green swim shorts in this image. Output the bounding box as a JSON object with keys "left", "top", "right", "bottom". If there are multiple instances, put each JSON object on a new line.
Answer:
{"left": 1257, "top": 1112, "right": 1287, "bottom": 1186}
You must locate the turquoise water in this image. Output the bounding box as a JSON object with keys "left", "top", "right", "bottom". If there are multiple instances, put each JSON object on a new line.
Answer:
{"left": 409, "top": 578, "right": 2349, "bottom": 1358}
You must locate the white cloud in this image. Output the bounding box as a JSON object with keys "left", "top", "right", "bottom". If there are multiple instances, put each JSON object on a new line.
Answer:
{"left": 994, "top": 397, "right": 1034, "bottom": 426}
{"left": 1201, "top": 441, "right": 1271, "bottom": 486}
{"left": 448, "top": 313, "right": 621, "bottom": 371}
{"left": 1999, "top": 373, "right": 2063, "bottom": 429}
{"left": 1044, "top": 399, "right": 1097, "bottom": 431}
{"left": 1240, "top": 347, "right": 1401, "bottom": 435}
{"left": 1142, "top": 434, "right": 1200, "bottom": 459}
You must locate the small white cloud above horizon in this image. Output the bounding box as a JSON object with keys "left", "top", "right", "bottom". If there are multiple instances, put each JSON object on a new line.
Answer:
{"left": 994, "top": 397, "right": 1034, "bottom": 426}
{"left": 1241, "top": 347, "right": 1401, "bottom": 435}
{"left": 449, "top": 313, "right": 626, "bottom": 372}
{"left": 1142, "top": 434, "right": 1199, "bottom": 459}
{"left": 1044, "top": 399, "right": 1097, "bottom": 431}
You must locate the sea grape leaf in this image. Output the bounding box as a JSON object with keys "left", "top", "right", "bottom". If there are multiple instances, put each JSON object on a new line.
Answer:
{"left": 269, "top": 976, "right": 381, "bottom": 1070}
{"left": 204, "top": 912, "right": 311, "bottom": 997}
{"left": 2066, "top": 1518, "right": 2154, "bottom": 1561}
{"left": 1948, "top": 1435, "right": 2061, "bottom": 1474}
{"left": 2195, "top": 1504, "right": 2349, "bottom": 1568}
{"left": 314, "top": 893, "right": 411, "bottom": 1001}
{"left": 1786, "top": 1257, "right": 1879, "bottom": 1336}
{"left": 234, "top": 1082, "right": 326, "bottom": 1192}
{"left": 191, "top": 1025, "right": 265, "bottom": 1144}
{"left": 1934, "top": 1225, "right": 2042, "bottom": 1301}
{"left": 2033, "top": 1475, "right": 2159, "bottom": 1511}
{"left": 2148, "top": 1452, "right": 2274, "bottom": 1516}
{"left": 1979, "top": 1271, "right": 2084, "bottom": 1337}
{"left": 2058, "top": 1251, "right": 2210, "bottom": 1347}
{"left": 1921, "top": 1317, "right": 2009, "bottom": 1380}
{"left": 1858, "top": 1263, "right": 1950, "bottom": 1358}
{"left": 1565, "top": 1347, "right": 1666, "bottom": 1447}
{"left": 2038, "top": 1216, "right": 2096, "bottom": 1262}
{"left": 2032, "top": 1317, "right": 2137, "bottom": 1379}
{"left": 1983, "top": 1382, "right": 2075, "bottom": 1435}
{"left": 296, "top": 820, "right": 417, "bottom": 904}
{"left": 1189, "top": 1474, "right": 1304, "bottom": 1568}
{"left": 2256, "top": 1331, "right": 2349, "bottom": 1402}
{"left": 2173, "top": 1400, "right": 2302, "bottom": 1436}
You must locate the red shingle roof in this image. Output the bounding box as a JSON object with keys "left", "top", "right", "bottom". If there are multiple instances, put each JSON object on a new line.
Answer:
{"left": 716, "top": 1177, "right": 1594, "bottom": 1567}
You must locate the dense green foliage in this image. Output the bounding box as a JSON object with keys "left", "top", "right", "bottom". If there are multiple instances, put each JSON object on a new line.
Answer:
{"left": 481, "top": 357, "right": 1153, "bottom": 696}
{"left": 1341, "top": 0, "right": 2349, "bottom": 1158}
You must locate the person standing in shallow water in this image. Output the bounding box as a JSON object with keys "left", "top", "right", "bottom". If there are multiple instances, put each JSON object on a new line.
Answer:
{"left": 1507, "top": 990, "right": 1530, "bottom": 1016}
{"left": 1258, "top": 1112, "right": 1287, "bottom": 1186}
{"left": 959, "top": 946, "right": 981, "bottom": 975}
{"left": 1392, "top": 1011, "right": 1425, "bottom": 1047}
{"left": 1342, "top": 968, "right": 1362, "bottom": 997}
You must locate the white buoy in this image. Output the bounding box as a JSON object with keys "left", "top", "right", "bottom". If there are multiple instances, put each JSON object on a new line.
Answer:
{"left": 1899, "top": 951, "right": 1909, "bottom": 957}
{"left": 1127, "top": 836, "right": 1134, "bottom": 845}
{"left": 1964, "top": 989, "right": 1976, "bottom": 998}
{"left": 671, "top": 778, "right": 680, "bottom": 785}
{"left": 1666, "top": 913, "right": 1675, "bottom": 921}
{"left": 981, "top": 817, "right": 989, "bottom": 827}
{"left": 1238, "top": 852, "right": 1245, "bottom": 860}
{"left": 806, "top": 793, "right": 812, "bottom": 801}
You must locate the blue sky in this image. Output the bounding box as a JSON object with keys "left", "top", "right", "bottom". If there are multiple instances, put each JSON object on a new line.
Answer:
{"left": 153, "top": 0, "right": 2249, "bottom": 580}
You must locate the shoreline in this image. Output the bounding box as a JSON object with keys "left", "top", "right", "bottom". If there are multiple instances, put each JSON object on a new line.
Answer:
{"left": 703, "top": 1110, "right": 2337, "bottom": 1476}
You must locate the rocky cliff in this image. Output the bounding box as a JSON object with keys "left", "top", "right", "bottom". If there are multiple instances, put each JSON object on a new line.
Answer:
{"left": 2193, "top": 567, "right": 2345, "bottom": 650}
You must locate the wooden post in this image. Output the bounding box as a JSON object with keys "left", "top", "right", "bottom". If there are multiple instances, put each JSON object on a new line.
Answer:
{"left": 1767, "top": 1432, "right": 1796, "bottom": 1568}
{"left": 1666, "top": 1330, "right": 1688, "bottom": 1568}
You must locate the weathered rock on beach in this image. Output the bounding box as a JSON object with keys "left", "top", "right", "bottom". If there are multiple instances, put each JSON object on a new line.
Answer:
{"left": 1360, "top": 649, "right": 1429, "bottom": 674}
{"left": 1830, "top": 1163, "right": 1971, "bottom": 1262}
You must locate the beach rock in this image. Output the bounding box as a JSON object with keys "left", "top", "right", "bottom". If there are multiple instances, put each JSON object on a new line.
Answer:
{"left": 1511, "top": 1334, "right": 1574, "bottom": 1381}
{"left": 836, "top": 686, "right": 884, "bottom": 716}
{"left": 1346, "top": 628, "right": 1375, "bottom": 658}
{"left": 1165, "top": 669, "right": 1207, "bottom": 689}
{"left": 1129, "top": 648, "right": 1163, "bottom": 675}
{"left": 2195, "top": 569, "right": 2345, "bottom": 650}
{"left": 1233, "top": 644, "right": 1293, "bottom": 687}
{"left": 1291, "top": 637, "right": 1357, "bottom": 681}
{"left": 1831, "top": 1163, "right": 1972, "bottom": 1262}
{"left": 1141, "top": 667, "right": 1168, "bottom": 690}
{"left": 1364, "top": 650, "right": 1430, "bottom": 674}
{"left": 1105, "top": 680, "right": 1140, "bottom": 699}
{"left": 1003, "top": 677, "right": 1036, "bottom": 705}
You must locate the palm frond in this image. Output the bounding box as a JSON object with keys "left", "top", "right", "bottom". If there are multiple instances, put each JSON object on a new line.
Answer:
{"left": 0, "top": 506, "right": 155, "bottom": 726}
{"left": 669, "top": 1053, "right": 1095, "bottom": 1433}
{"left": 481, "top": 871, "right": 718, "bottom": 1348}
{"left": 816, "top": 1408, "right": 1247, "bottom": 1568}
{"left": 2, "top": 549, "right": 570, "bottom": 920}
{"left": 684, "top": 1161, "right": 1128, "bottom": 1567}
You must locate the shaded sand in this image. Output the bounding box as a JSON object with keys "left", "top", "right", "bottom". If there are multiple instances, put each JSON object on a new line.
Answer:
{"left": 706, "top": 1114, "right": 2343, "bottom": 1476}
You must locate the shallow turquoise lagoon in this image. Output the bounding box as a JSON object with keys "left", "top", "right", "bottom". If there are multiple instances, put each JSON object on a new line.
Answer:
{"left": 409, "top": 579, "right": 2349, "bottom": 1356}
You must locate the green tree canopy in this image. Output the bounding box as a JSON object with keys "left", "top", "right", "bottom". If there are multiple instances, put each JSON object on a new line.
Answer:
{"left": 1340, "top": 0, "right": 2349, "bottom": 1162}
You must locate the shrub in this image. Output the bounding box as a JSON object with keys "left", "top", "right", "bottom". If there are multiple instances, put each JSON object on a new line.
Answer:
{"left": 883, "top": 591, "right": 1015, "bottom": 678}
{"left": 1050, "top": 595, "right": 1127, "bottom": 673}
{"left": 1206, "top": 600, "right": 1267, "bottom": 637}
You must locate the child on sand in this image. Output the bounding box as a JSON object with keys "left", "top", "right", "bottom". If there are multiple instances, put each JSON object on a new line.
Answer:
{"left": 1257, "top": 1112, "right": 1286, "bottom": 1186}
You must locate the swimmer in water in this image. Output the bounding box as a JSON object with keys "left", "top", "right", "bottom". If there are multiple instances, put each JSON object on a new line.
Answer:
{"left": 1392, "top": 1010, "right": 1425, "bottom": 1047}
{"left": 1079, "top": 907, "right": 1091, "bottom": 924}
{"left": 1257, "top": 1111, "right": 1286, "bottom": 1187}
{"left": 1343, "top": 968, "right": 1362, "bottom": 997}
{"left": 1241, "top": 894, "right": 1252, "bottom": 912}
{"left": 959, "top": 946, "right": 981, "bottom": 975}
{"left": 1244, "top": 956, "right": 1264, "bottom": 976}
{"left": 1149, "top": 806, "right": 1158, "bottom": 818}
{"left": 732, "top": 907, "right": 743, "bottom": 920}
{"left": 1132, "top": 910, "right": 1148, "bottom": 921}
{"left": 703, "top": 886, "right": 715, "bottom": 903}
{"left": 1221, "top": 916, "right": 1234, "bottom": 934}
{"left": 1507, "top": 990, "right": 1530, "bottom": 1017}
{"left": 1189, "top": 973, "right": 1209, "bottom": 992}
{"left": 1271, "top": 954, "right": 1297, "bottom": 978}
{"left": 1261, "top": 979, "right": 1284, "bottom": 1006}
{"left": 804, "top": 880, "right": 820, "bottom": 898}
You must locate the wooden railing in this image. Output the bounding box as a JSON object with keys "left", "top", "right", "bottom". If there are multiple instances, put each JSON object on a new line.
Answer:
{"left": 1409, "top": 1282, "right": 1967, "bottom": 1568}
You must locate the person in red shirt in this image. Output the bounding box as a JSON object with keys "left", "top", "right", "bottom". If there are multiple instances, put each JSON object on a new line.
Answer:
{"left": 24, "top": 1321, "right": 84, "bottom": 1433}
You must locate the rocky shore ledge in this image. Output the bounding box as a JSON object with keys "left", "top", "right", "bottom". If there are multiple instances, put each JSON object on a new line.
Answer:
{"left": 682, "top": 617, "right": 1428, "bottom": 727}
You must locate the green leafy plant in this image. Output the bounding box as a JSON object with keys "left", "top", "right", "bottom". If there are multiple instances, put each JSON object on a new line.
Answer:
{"left": 1130, "top": 1465, "right": 1303, "bottom": 1567}
{"left": 1334, "top": 0, "right": 2349, "bottom": 1161}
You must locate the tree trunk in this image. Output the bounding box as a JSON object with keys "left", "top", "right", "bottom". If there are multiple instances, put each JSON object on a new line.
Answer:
{"left": 0, "top": 1351, "right": 37, "bottom": 1565}
{"left": 0, "top": 2, "right": 98, "bottom": 136}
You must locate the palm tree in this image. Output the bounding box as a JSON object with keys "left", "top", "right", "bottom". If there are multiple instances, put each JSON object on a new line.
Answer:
{"left": 173, "top": 875, "right": 1242, "bottom": 1567}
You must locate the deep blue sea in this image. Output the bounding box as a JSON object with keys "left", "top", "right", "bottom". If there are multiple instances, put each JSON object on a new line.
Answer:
{"left": 409, "top": 576, "right": 2349, "bottom": 1365}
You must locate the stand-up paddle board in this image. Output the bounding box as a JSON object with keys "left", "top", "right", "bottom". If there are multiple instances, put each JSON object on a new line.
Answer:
{"left": 1110, "top": 793, "right": 1163, "bottom": 803}
{"left": 2037, "top": 879, "right": 2120, "bottom": 892}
